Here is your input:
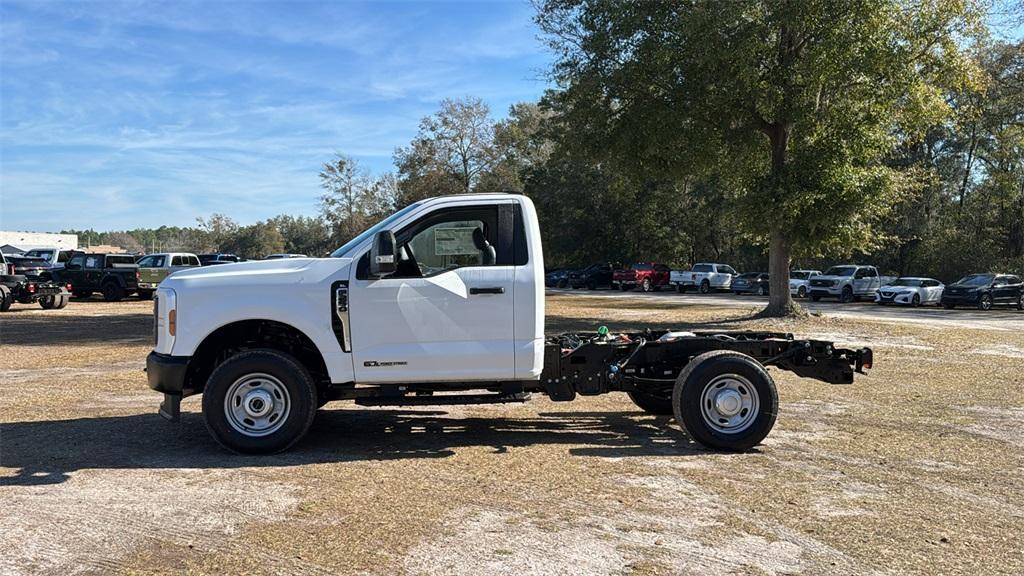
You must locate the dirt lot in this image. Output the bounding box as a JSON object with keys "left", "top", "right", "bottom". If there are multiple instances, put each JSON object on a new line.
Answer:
{"left": 1, "top": 294, "right": 1022, "bottom": 575}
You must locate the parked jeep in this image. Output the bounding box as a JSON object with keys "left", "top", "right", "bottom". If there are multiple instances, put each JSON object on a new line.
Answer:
{"left": 57, "top": 252, "right": 140, "bottom": 301}
{"left": 808, "top": 265, "right": 886, "bottom": 303}
{"left": 941, "top": 273, "right": 1023, "bottom": 311}
{"left": 136, "top": 253, "right": 201, "bottom": 299}
{"left": 671, "top": 263, "right": 737, "bottom": 293}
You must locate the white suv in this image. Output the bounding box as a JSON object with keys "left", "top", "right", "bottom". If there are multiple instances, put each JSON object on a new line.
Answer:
{"left": 671, "top": 263, "right": 736, "bottom": 293}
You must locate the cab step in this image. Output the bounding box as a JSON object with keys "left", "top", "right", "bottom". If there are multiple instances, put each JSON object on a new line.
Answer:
{"left": 354, "top": 392, "right": 531, "bottom": 407}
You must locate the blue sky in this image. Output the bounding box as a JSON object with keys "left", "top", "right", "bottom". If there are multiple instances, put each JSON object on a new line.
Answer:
{"left": 0, "top": 0, "right": 551, "bottom": 232}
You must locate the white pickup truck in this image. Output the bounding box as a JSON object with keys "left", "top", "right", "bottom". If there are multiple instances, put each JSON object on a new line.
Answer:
{"left": 147, "top": 194, "right": 872, "bottom": 454}
{"left": 671, "top": 263, "right": 737, "bottom": 293}
{"left": 808, "top": 265, "right": 889, "bottom": 303}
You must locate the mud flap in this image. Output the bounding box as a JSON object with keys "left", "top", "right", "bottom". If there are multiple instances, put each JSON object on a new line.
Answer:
{"left": 159, "top": 393, "right": 181, "bottom": 422}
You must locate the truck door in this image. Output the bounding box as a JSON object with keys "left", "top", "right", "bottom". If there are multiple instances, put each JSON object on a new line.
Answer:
{"left": 347, "top": 203, "right": 516, "bottom": 383}
{"left": 84, "top": 254, "right": 104, "bottom": 288}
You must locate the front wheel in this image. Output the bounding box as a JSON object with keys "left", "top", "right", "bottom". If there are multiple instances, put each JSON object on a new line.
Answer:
{"left": 978, "top": 294, "right": 992, "bottom": 311}
{"left": 797, "top": 286, "right": 806, "bottom": 298}
{"left": 699, "top": 280, "right": 710, "bottom": 294}
{"left": 672, "top": 350, "right": 778, "bottom": 451}
{"left": 911, "top": 293, "right": 921, "bottom": 307}
{"left": 641, "top": 278, "right": 652, "bottom": 292}
{"left": 202, "top": 349, "right": 318, "bottom": 454}
{"left": 756, "top": 285, "right": 767, "bottom": 296}
{"left": 840, "top": 286, "right": 853, "bottom": 303}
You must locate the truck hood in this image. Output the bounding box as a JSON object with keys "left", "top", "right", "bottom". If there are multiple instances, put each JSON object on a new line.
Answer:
{"left": 161, "top": 257, "right": 352, "bottom": 289}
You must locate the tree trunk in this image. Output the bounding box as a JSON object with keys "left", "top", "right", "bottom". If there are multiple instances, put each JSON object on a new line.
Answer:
{"left": 763, "top": 230, "right": 796, "bottom": 316}
{"left": 761, "top": 124, "right": 797, "bottom": 317}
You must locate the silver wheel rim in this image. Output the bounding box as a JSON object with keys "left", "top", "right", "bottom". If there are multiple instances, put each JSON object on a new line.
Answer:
{"left": 224, "top": 373, "right": 291, "bottom": 437}
{"left": 981, "top": 296, "right": 991, "bottom": 310}
{"left": 700, "top": 374, "right": 759, "bottom": 434}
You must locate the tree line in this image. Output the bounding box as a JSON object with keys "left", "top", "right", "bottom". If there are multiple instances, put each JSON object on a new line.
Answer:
{"left": 65, "top": 1, "right": 1022, "bottom": 315}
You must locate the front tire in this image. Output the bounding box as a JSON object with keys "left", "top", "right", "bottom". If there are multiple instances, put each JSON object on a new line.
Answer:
{"left": 202, "top": 349, "right": 318, "bottom": 454}
{"left": 627, "top": 388, "right": 674, "bottom": 415}
{"left": 672, "top": 350, "right": 778, "bottom": 451}
{"left": 756, "top": 285, "right": 767, "bottom": 297}
{"left": 797, "top": 286, "right": 806, "bottom": 298}
{"left": 641, "top": 278, "right": 652, "bottom": 292}
{"left": 911, "top": 293, "right": 921, "bottom": 307}
{"left": 978, "top": 293, "right": 992, "bottom": 311}
{"left": 699, "top": 280, "right": 710, "bottom": 294}
{"left": 840, "top": 286, "right": 853, "bottom": 303}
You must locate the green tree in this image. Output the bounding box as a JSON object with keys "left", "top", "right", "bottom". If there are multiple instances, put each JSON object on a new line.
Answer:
{"left": 537, "top": 0, "right": 984, "bottom": 315}
{"left": 220, "top": 221, "right": 285, "bottom": 260}
{"left": 319, "top": 155, "right": 396, "bottom": 245}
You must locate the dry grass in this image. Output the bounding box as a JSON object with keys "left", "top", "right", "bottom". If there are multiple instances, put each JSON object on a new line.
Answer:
{"left": 1, "top": 294, "right": 1022, "bottom": 575}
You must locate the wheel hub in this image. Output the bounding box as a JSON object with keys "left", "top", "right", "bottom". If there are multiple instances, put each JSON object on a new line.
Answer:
{"left": 243, "top": 389, "right": 274, "bottom": 418}
{"left": 714, "top": 389, "right": 743, "bottom": 416}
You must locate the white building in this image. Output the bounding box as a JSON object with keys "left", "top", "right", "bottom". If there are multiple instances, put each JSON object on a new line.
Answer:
{"left": 0, "top": 231, "right": 79, "bottom": 252}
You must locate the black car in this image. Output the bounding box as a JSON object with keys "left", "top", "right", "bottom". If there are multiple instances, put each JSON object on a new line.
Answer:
{"left": 941, "top": 273, "right": 1023, "bottom": 311}
{"left": 57, "top": 252, "right": 140, "bottom": 301}
{"left": 569, "top": 262, "right": 617, "bottom": 289}
{"left": 545, "top": 269, "right": 572, "bottom": 288}
{"left": 198, "top": 253, "right": 241, "bottom": 266}
{"left": 732, "top": 272, "right": 770, "bottom": 296}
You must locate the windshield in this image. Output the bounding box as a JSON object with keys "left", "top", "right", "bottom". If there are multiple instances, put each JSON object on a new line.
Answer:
{"left": 889, "top": 278, "right": 922, "bottom": 287}
{"left": 24, "top": 249, "right": 55, "bottom": 260}
{"left": 955, "top": 274, "right": 994, "bottom": 286}
{"left": 330, "top": 201, "right": 425, "bottom": 258}
{"left": 824, "top": 266, "right": 857, "bottom": 277}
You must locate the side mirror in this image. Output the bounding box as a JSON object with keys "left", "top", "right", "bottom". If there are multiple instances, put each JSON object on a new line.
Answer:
{"left": 369, "top": 230, "right": 397, "bottom": 278}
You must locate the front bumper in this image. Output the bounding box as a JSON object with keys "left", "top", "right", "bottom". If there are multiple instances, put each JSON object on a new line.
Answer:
{"left": 146, "top": 351, "right": 190, "bottom": 395}
{"left": 941, "top": 292, "right": 980, "bottom": 306}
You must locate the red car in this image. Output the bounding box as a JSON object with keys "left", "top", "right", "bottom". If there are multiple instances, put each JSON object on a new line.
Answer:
{"left": 612, "top": 263, "right": 672, "bottom": 292}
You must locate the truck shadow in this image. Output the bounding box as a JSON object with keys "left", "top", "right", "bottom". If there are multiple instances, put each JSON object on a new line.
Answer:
{"left": 0, "top": 409, "right": 706, "bottom": 486}
{"left": 0, "top": 312, "right": 152, "bottom": 346}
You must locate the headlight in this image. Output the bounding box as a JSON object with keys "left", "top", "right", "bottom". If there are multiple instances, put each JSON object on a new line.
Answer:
{"left": 831, "top": 280, "right": 840, "bottom": 286}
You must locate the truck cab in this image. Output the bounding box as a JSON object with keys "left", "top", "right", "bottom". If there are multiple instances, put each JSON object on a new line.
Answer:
{"left": 147, "top": 194, "right": 871, "bottom": 454}
{"left": 136, "top": 252, "right": 201, "bottom": 299}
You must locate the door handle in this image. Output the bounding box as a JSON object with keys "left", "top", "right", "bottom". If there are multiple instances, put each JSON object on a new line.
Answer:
{"left": 470, "top": 287, "right": 505, "bottom": 295}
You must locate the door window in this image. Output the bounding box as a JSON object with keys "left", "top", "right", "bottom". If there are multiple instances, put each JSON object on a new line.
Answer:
{"left": 68, "top": 254, "right": 85, "bottom": 268}
{"left": 138, "top": 255, "right": 165, "bottom": 268}
{"left": 85, "top": 255, "right": 101, "bottom": 269}
{"left": 371, "top": 206, "right": 501, "bottom": 279}
{"left": 187, "top": 256, "right": 201, "bottom": 266}
{"left": 171, "top": 256, "right": 184, "bottom": 266}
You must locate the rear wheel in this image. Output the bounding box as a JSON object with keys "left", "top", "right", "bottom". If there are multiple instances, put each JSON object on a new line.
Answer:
{"left": 202, "top": 349, "right": 317, "bottom": 454}
{"left": 627, "top": 388, "right": 674, "bottom": 415}
{"left": 672, "top": 350, "right": 778, "bottom": 451}
{"left": 102, "top": 282, "right": 126, "bottom": 302}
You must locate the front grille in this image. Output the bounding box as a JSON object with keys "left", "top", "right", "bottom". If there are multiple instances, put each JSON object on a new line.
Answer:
{"left": 810, "top": 279, "right": 831, "bottom": 287}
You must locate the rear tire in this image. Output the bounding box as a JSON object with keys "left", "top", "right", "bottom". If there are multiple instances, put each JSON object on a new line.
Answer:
{"left": 672, "top": 350, "right": 778, "bottom": 451}
{"left": 202, "top": 349, "right": 317, "bottom": 454}
{"left": 102, "top": 282, "right": 126, "bottom": 302}
{"left": 627, "top": 388, "right": 674, "bottom": 415}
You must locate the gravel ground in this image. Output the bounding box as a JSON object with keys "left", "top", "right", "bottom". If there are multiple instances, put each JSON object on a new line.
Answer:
{"left": 1, "top": 294, "right": 1022, "bottom": 575}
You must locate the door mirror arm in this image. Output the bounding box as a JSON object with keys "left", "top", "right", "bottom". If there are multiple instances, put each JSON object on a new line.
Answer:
{"left": 369, "top": 230, "right": 397, "bottom": 279}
